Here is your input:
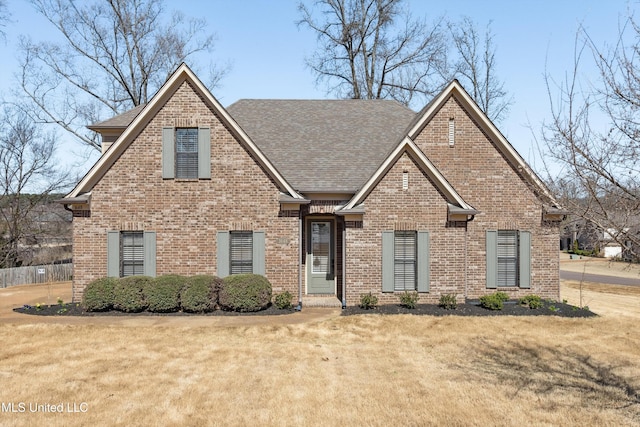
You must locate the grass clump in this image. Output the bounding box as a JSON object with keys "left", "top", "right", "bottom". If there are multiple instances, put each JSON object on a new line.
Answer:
{"left": 83, "top": 277, "right": 117, "bottom": 312}
{"left": 274, "top": 291, "right": 293, "bottom": 310}
{"left": 219, "top": 274, "right": 272, "bottom": 312}
{"left": 113, "top": 276, "right": 152, "bottom": 312}
{"left": 145, "top": 275, "right": 185, "bottom": 313}
{"left": 359, "top": 292, "right": 378, "bottom": 309}
{"left": 181, "top": 275, "right": 219, "bottom": 313}
{"left": 438, "top": 293, "right": 457, "bottom": 310}
{"left": 519, "top": 294, "right": 543, "bottom": 309}
{"left": 399, "top": 291, "right": 420, "bottom": 309}
{"left": 479, "top": 291, "right": 510, "bottom": 311}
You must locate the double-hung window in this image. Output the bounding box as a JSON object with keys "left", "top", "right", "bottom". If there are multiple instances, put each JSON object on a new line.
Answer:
{"left": 107, "top": 231, "right": 156, "bottom": 278}
{"left": 486, "top": 230, "right": 531, "bottom": 289}
{"left": 382, "top": 230, "right": 429, "bottom": 293}
{"left": 175, "top": 128, "right": 199, "bottom": 179}
{"left": 394, "top": 231, "right": 417, "bottom": 291}
{"left": 121, "top": 231, "right": 144, "bottom": 276}
{"left": 162, "top": 127, "right": 211, "bottom": 179}
{"left": 216, "top": 231, "right": 265, "bottom": 277}
{"left": 230, "top": 231, "right": 253, "bottom": 274}
{"left": 497, "top": 230, "right": 518, "bottom": 287}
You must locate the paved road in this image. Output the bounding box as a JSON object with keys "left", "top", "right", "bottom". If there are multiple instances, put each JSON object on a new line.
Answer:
{"left": 560, "top": 270, "right": 640, "bottom": 287}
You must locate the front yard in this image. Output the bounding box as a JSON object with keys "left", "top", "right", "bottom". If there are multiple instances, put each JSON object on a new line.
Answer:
{"left": 1, "top": 278, "right": 639, "bottom": 426}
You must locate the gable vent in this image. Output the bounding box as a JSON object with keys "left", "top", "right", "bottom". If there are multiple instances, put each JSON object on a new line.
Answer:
{"left": 448, "top": 118, "right": 455, "bottom": 147}
{"left": 402, "top": 171, "right": 409, "bottom": 190}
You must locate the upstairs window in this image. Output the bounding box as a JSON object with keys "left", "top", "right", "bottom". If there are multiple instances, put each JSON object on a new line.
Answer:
{"left": 175, "top": 128, "right": 199, "bottom": 179}
{"left": 162, "top": 127, "right": 211, "bottom": 180}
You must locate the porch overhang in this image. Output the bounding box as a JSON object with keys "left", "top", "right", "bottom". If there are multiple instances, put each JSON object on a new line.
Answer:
{"left": 335, "top": 203, "right": 365, "bottom": 221}
{"left": 279, "top": 192, "right": 310, "bottom": 210}
{"left": 447, "top": 203, "right": 479, "bottom": 222}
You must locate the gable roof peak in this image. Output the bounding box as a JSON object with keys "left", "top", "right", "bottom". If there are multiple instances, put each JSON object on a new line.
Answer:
{"left": 65, "top": 62, "right": 304, "bottom": 201}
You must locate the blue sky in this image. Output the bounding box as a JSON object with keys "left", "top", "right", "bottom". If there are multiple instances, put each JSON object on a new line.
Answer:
{"left": 0, "top": 0, "right": 633, "bottom": 174}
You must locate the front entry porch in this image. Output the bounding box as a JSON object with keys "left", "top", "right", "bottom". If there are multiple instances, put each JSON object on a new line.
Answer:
{"left": 302, "top": 210, "right": 344, "bottom": 305}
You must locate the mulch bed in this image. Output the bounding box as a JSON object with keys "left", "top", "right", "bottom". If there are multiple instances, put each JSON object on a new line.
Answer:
{"left": 342, "top": 300, "right": 597, "bottom": 317}
{"left": 14, "top": 300, "right": 597, "bottom": 318}
{"left": 13, "top": 303, "right": 296, "bottom": 317}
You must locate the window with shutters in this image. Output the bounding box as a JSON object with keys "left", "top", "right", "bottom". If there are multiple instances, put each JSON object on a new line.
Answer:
{"left": 497, "top": 230, "right": 519, "bottom": 287}
{"left": 121, "top": 231, "right": 144, "bottom": 276}
{"left": 175, "top": 128, "right": 198, "bottom": 179}
{"left": 394, "top": 231, "right": 417, "bottom": 291}
{"left": 230, "top": 231, "right": 253, "bottom": 274}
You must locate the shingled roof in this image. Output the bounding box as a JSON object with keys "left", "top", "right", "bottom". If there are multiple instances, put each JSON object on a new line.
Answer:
{"left": 227, "top": 99, "right": 416, "bottom": 193}
{"left": 88, "top": 104, "right": 146, "bottom": 130}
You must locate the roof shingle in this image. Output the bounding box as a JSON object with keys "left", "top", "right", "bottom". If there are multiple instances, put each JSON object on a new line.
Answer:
{"left": 226, "top": 99, "right": 416, "bottom": 192}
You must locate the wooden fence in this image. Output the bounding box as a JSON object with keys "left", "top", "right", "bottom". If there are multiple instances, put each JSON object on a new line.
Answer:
{"left": 0, "top": 262, "right": 73, "bottom": 288}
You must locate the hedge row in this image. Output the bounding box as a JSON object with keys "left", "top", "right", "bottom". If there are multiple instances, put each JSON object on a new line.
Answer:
{"left": 82, "top": 274, "right": 276, "bottom": 313}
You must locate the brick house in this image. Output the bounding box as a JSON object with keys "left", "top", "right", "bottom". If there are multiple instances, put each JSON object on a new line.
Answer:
{"left": 61, "top": 63, "right": 566, "bottom": 306}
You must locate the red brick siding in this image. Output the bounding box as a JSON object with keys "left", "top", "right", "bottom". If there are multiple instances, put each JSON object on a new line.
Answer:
{"left": 345, "top": 152, "right": 467, "bottom": 305}
{"left": 413, "top": 96, "right": 560, "bottom": 300}
{"left": 72, "top": 80, "right": 299, "bottom": 301}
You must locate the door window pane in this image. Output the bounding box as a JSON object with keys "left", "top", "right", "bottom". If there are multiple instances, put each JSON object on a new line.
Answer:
{"left": 311, "top": 222, "right": 330, "bottom": 274}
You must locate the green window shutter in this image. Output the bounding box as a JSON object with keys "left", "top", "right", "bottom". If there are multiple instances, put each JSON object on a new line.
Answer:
{"left": 198, "top": 127, "right": 211, "bottom": 179}
{"left": 486, "top": 230, "right": 498, "bottom": 289}
{"left": 252, "top": 231, "right": 266, "bottom": 276}
{"left": 162, "top": 127, "right": 175, "bottom": 179}
{"left": 107, "top": 231, "right": 120, "bottom": 277}
{"left": 417, "top": 231, "right": 430, "bottom": 292}
{"left": 143, "top": 231, "right": 157, "bottom": 277}
{"left": 217, "top": 231, "right": 230, "bottom": 278}
{"left": 519, "top": 231, "right": 531, "bottom": 288}
{"left": 382, "top": 231, "right": 394, "bottom": 292}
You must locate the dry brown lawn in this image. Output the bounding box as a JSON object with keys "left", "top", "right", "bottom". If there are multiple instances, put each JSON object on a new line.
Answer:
{"left": 1, "top": 275, "right": 640, "bottom": 426}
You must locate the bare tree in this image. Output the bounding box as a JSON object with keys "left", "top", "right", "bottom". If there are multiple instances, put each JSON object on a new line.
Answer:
{"left": 448, "top": 17, "right": 512, "bottom": 123}
{"left": 297, "top": 0, "right": 448, "bottom": 106}
{"left": 0, "top": 0, "right": 9, "bottom": 41}
{"left": 541, "top": 21, "right": 640, "bottom": 262}
{"left": 17, "top": 0, "right": 226, "bottom": 151}
{"left": 0, "top": 107, "right": 71, "bottom": 268}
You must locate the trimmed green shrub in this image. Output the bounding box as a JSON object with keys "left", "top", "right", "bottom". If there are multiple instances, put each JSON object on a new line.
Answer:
{"left": 181, "top": 275, "right": 220, "bottom": 313}
{"left": 83, "top": 277, "right": 117, "bottom": 311}
{"left": 274, "top": 291, "right": 293, "bottom": 310}
{"left": 219, "top": 274, "right": 272, "bottom": 312}
{"left": 479, "top": 292, "right": 509, "bottom": 311}
{"left": 438, "top": 293, "right": 457, "bottom": 310}
{"left": 359, "top": 292, "right": 378, "bottom": 309}
{"left": 113, "top": 276, "right": 152, "bottom": 312}
{"left": 145, "top": 275, "right": 186, "bottom": 313}
{"left": 519, "top": 294, "right": 543, "bottom": 309}
{"left": 495, "top": 291, "right": 509, "bottom": 302}
{"left": 399, "top": 291, "right": 420, "bottom": 309}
